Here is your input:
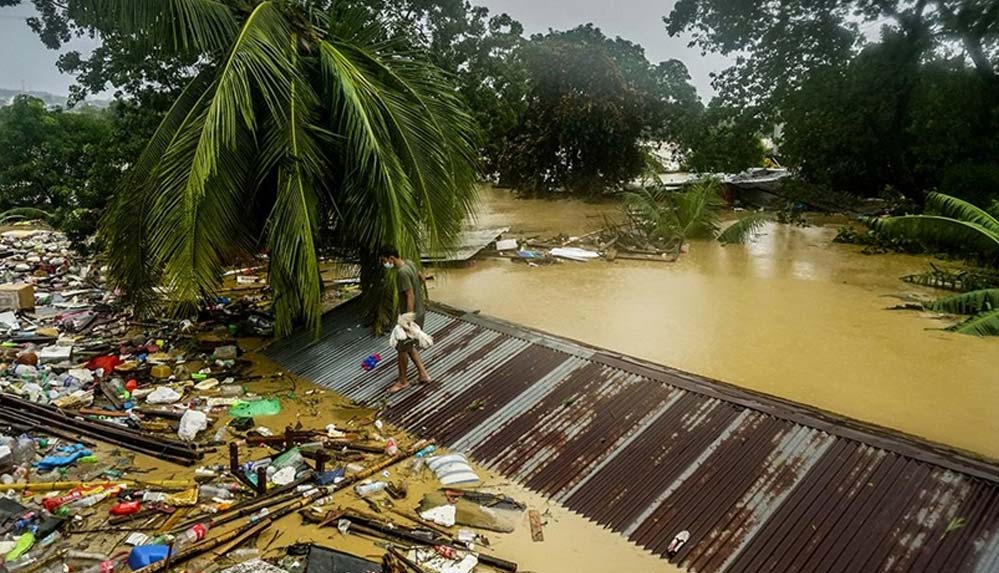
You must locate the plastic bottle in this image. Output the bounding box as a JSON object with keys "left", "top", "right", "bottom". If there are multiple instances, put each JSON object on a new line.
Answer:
{"left": 249, "top": 507, "right": 270, "bottom": 524}
{"left": 42, "top": 484, "right": 102, "bottom": 512}
{"left": 414, "top": 444, "right": 437, "bottom": 458}
{"left": 384, "top": 438, "right": 399, "bottom": 456}
{"left": 172, "top": 523, "right": 209, "bottom": 552}
{"left": 355, "top": 482, "right": 388, "bottom": 497}
{"left": 11, "top": 436, "right": 36, "bottom": 465}
{"left": 198, "top": 484, "right": 233, "bottom": 500}
{"left": 65, "top": 485, "right": 122, "bottom": 510}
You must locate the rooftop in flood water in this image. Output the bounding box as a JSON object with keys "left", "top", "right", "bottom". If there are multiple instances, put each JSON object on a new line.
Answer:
{"left": 266, "top": 301, "right": 999, "bottom": 572}
{"left": 431, "top": 186, "right": 999, "bottom": 460}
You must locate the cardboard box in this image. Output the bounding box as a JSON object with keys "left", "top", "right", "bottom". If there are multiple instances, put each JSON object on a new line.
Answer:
{"left": 0, "top": 284, "right": 33, "bottom": 311}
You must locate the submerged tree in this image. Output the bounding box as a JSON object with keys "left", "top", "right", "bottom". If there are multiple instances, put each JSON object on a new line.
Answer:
{"left": 45, "top": 1, "right": 479, "bottom": 335}
{"left": 623, "top": 178, "right": 768, "bottom": 254}
{"left": 498, "top": 24, "right": 701, "bottom": 195}
{"left": 872, "top": 193, "right": 999, "bottom": 335}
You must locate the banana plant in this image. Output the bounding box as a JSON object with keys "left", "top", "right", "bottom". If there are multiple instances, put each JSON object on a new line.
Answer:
{"left": 871, "top": 192, "right": 999, "bottom": 335}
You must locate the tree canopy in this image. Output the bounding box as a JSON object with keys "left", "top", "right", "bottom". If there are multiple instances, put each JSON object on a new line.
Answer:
{"left": 0, "top": 95, "right": 135, "bottom": 246}
{"left": 667, "top": 0, "right": 999, "bottom": 202}
{"left": 497, "top": 24, "right": 701, "bottom": 195}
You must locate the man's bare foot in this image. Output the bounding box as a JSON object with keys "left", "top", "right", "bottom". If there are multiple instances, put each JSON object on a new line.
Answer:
{"left": 388, "top": 379, "right": 411, "bottom": 393}
{"left": 417, "top": 378, "right": 433, "bottom": 385}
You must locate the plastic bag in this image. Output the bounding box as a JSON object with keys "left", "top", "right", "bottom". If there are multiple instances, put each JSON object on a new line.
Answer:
{"left": 177, "top": 410, "right": 208, "bottom": 441}
{"left": 146, "top": 387, "right": 182, "bottom": 404}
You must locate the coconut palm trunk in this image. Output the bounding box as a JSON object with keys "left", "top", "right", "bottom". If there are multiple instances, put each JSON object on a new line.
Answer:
{"left": 94, "top": 0, "right": 478, "bottom": 335}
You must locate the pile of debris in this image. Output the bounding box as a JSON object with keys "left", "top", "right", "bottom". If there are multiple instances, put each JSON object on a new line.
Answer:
{"left": 0, "top": 225, "right": 529, "bottom": 573}
{"left": 487, "top": 231, "right": 679, "bottom": 267}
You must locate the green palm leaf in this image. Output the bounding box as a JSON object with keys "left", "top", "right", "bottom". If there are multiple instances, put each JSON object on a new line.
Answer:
{"left": 146, "top": 1, "right": 294, "bottom": 306}
{"left": 930, "top": 289, "right": 999, "bottom": 315}
{"left": 718, "top": 213, "right": 771, "bottom": 244}
{"left": 99, "top": 69, "right": 215, "bottom": 309}
{"left": 676, "top": 180, "right": 723, "bottom": 239}
{"left": 264, "top": 35, "right": 325, "bottom": 337}
{"left": 94, "top": 0, "right": 481, "bottom": 335}
{"left": 925, "top": 192, "right": 999, "bottom": 235}
{"left": 0, "top": 208, "right": 51, "bottom": 225}
{"left": 69, "top": 0, "right": 238, "bottom": 53}
{"left": 950, "top": 309, "right": 999, "bottom": 336}
{"left": 869, "top": 215, "right": 999, "bottom": 258}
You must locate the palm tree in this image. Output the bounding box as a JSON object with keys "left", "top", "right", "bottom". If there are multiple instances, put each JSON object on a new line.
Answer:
{"left": 624, "top": 178, "right": 771, "bottom": 252}
{"left": 94, "top": 0, "right": 478, "bottom": 335}
{"left": 871, "top": 192, "right": 999, "bottom": 335}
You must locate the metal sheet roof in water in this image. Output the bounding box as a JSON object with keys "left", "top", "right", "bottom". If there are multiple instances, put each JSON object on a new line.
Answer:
{"left": 266, "top": 302, "right": 999, "bottom": 572}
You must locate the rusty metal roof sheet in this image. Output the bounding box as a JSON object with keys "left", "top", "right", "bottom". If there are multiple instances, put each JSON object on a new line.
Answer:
{"left": 266, "top": 302, "right": 999, "bottom": 572}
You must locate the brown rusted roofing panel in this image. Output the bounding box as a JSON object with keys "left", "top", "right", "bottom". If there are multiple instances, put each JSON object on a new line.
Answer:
{"left": 265, "top": 301, "right": 999, "bottom": 572}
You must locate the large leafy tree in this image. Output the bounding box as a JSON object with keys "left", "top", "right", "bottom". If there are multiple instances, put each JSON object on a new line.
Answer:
{"left": 0, "top": 95, "right": 129, "bottom": 246}
{"left": 667, "top": 0, "right": 999, "bottom": 201}
{"left": 15, "top": 0, "right": 478, "bottom": 335}
{"left": 498, "top": 24, "right": 701, "bottom": 195}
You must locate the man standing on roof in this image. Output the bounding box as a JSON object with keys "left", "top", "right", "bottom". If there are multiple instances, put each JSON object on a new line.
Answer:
{"left": 379, "top": 246, "right": 432, "bottom": 393}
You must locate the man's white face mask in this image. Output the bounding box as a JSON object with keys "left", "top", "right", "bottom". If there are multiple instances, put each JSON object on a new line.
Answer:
{"left": 383, "top": 262, "right": 394, "bottom": 269}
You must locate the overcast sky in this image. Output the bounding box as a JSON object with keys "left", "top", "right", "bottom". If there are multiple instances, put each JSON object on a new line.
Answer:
{"left": 0, "top": 0, "right": 730, "bottom": 101}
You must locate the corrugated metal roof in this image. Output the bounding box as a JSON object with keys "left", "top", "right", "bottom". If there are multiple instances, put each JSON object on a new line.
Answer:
{"left": 266, "top": 302, "right": 999, "bottom": 572}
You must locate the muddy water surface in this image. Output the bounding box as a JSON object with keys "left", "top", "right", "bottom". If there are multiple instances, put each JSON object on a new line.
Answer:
{"left": 432, "top": 187, "right": 999, "bottom": 459}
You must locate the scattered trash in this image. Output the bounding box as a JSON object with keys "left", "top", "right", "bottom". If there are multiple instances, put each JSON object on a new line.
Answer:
{"left": 528, "top": 509, "right": 544, "bottom": 542}
{"left": 229, "top": 398, "right": 282, "bottom": 418}
{"left": 549, "top": 247, "right": 600, "bottom": 261}
{"left": 667, "top": 529, "right": 690, "bottom": 557}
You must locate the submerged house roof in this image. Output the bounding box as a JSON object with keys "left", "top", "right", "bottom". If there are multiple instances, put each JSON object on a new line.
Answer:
{"left": 266, "top": 302, "right": 999, "bottom": 572}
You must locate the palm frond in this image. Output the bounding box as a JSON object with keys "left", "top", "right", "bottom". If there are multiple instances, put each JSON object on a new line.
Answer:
{"left": 0, "top": 208, "right": 51, "bottom": 225}
{"left": 264, "top": 35, "right": 325, "bottom": 337}
{"left": 677, "top": 179, "right": 723, "bottom": 239}
{"left": 99, "top": 70, "right": 214, "bottom": 309}
{"left": 718, "top": 213, "right": 771, "bottom": 244}
{"left": 950, "top": 309, "right": 999, "bottom": 336}
{"left": 925, "top": 192, "right": 999, "bottom": 235}
{"left": 143, "top": 2, "right": 295, "bottom": 307}
{"left": 69, "top": 0, "right": 238, "bottom": 53}
{"left": 930, "top": 288, "right": 999, "bottom": 315}
{"left": 869, "top": 215, "right": 999, "bottom": 258}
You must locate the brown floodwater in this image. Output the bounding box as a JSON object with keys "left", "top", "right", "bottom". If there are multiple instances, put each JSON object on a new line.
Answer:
{"left": 432, "top": 187, "right": 999, "bottom": 460}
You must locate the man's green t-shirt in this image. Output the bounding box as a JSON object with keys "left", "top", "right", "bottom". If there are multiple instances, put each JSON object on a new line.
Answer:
{"left": 397, "top": 260, "right": 426, "bottom": 322}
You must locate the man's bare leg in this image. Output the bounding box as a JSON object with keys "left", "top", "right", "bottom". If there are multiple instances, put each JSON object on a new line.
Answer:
{"left": 389, "top": 350, "right": 410, "bottom": 392}
{"left": 409, "top": 348, "right": 432, "bottom": 383}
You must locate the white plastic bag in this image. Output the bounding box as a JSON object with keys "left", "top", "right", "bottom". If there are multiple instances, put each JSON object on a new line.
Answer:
{"left": 146, "top": 386, "right": 182, "bottom": 404}
{"left": 177, "top": 409, "right": 208, "bottom": 441}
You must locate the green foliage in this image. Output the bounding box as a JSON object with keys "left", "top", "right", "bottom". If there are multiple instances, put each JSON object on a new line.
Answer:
{"left": 87, "top": 1, "right": 478, "bottom": 336}
{"left": 683, "top": 103, "right": 765, "bottom": 173}
{"left": 666, "top": 0, "right": 999, "bottom": 201}
{"left": 872, "top": 193, "right": 999, "bottom": 336}
{"left": 930, "top": 289, "right": 999, "bottom": 315}
{"left": 0, "top": 208, "right": 52, "bottom": 226}
{"left": 0, "top": 96, "right": 139, "bottom": 247}
{"left": 498, "top": 24, "right": 701, "bottom": 195}
{"left": 624, "top": 178, "right": 764, "bottom": 250}
{"left": 718, "top": 213, "right": 771, "bottom": 244}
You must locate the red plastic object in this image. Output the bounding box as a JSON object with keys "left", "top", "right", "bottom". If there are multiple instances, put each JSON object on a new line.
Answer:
{"left": 87, "top": 355, "right": 122, "bottom": 374}
{"left": 109, "top": 501, "right": 141, "bottom": 516}
{"left": 124, "top": 379, "right": 138, "bottom": 392}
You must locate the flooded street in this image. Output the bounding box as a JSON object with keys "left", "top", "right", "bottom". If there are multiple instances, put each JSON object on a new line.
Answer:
{"left": 432, "top": 187, "right": 999, "bottom": 459}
